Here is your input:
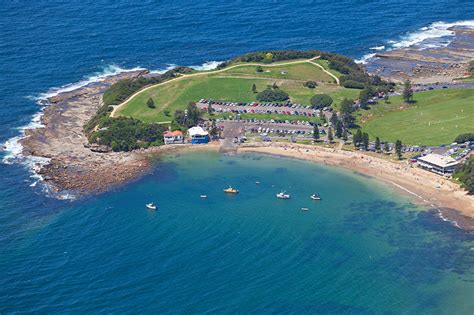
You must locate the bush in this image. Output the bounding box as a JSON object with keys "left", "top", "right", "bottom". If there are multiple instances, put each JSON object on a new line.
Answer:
{"left": 256, "top": 88, "right": 289, "bottom": 102}
{"left": 453, "top": 157, "right": 474, "bottom": 194}
{"left": 310, "top": 94, "right": 333, "bottom": 109}
{"left": 147, "top": 98, "right": 155, "bottom": 109}
{"left": 304, "top": 81, "right": 317, "bottom": 88}
{"left": 454, "top": 133, "right": 474, "bottom": 143}
{"left": 342, "top": 80, "right": 366, "bottom": 89}
{"left": 89, "top": 117, "right": 166, "bottom": 152}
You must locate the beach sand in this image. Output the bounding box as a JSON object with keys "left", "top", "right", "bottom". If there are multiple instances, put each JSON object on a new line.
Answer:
{"left": 238, "top": 142, "right": 474, "bottom": 230}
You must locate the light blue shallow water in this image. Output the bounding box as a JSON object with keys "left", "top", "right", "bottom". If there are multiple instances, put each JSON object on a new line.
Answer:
{"left": 1, "top": 152, "right": 473, "bottom": 313}
{"left": 1, "top": 1, "right": 474, "bottom": 313}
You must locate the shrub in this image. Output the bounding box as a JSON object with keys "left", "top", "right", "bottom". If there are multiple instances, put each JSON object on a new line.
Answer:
{"left": 310, "top": 94, "right": 333, "bottom": 109}
{"left": 453, "top": 158, "right": 474, "bottom": 194}
{"left": 304, "top": 81, "right": 317, "bottom": 88}
{"left": 147, "top": 98, "right": 156, "bottom": 109}
{"left": 342, "top": 80, "right": 366, "bottom": 89}
{"left": 454, "top": 133, "right": 474, "bottom": 143}
{"left": 256, "top": 88, "right": 289, "bottom": 102}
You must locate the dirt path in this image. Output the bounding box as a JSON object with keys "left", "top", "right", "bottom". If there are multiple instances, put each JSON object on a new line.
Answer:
{"left": 309, "top": 60, "right": 340, "bottom": 85}
{"left": 110, "top": 57, "right": 329, "bottom": 117}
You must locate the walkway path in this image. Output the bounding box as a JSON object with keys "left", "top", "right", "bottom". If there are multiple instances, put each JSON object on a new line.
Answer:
{"left": 110, "top": 56, "right": 340, "bottom": 117}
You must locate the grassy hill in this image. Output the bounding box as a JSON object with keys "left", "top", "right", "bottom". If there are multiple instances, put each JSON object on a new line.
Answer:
{"left": 358, "top": 88, "right": 474, "bottom": 146}
{"left": 115, "top": 59, "right": 359, "bottom": 123}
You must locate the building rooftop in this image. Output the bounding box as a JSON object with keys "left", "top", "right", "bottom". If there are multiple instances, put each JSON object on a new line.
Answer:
{"left": 187, "top": 126, "right": 209, "bottom": 137}
{"left": 163, "top": 130, "right": 183, "bottom": 137}
{"left": 418, "top": 154, "right": 459, "bottom": 168}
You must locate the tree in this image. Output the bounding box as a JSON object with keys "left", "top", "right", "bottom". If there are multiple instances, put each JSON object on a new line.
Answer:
{"left": 256, "top": 66, "right": 263, "bottom": 72}
{"left": 174, "top": 109, "right": 186, "bottom": 125}
{"left": 375, "top": 137, "right": 381, "bottom": 152}
{"left": 339, "top": 98, "right": 354, "bottom": 115}
{"left": 147, "top": 97, "right": 156, "bottom": 109}
{"left": 209, "top": 120, "right": 219, "bottom": 138}
{"left": 335, "top": 120, "right": 343, "bottom": 138}
{"left": 163, "top": 109, "right": 170, "bottom": 117}
{"left": 384, "top": 142, "right": 390, "bottom": 154}
{"left": 272, "top": 82, "right": 279, "bottom": 89}
{"left": 263, "top": 52, "right": 273, "bottom": 63}
{"left": 330, "top": 112, "right": 338, "bottom": 126}
{"left": 319, "top": 110, "right": 326, "bottom": 123}
{"left": 304, "top": 81, "right": 317, "bottom": 88}
{"left": 454, "top": 133, "right": 474, "bottom": 143}
{"left": 313, "top": 124, "right": 320, "bottom": 141}
{"left": 342, "top": 129, "right": 348, "bottom": 142}
{"left": 256, "top": 88, "right": 289, "bottom": 102}
{"left": 252, "top": 83, "right": 257, "bottom": 93}
{"left": 358, "top": 88, "right": 372, "bottom": 109}
{"left": 353, "top": 129, "right": 363, "bottom": 147}
{"left": 403, "top": 80, "right": 413, "bottom": 103}
{"left": 310, "top": 94, "right": 333, "bottom": 109}
{"left": 362, "top": 132, "right": 369, "bottom": 150}
{"left": 453, "top": 157, "right": 474, "bottom": 194}
{"left": 384, "top": 94, "right": 390, "bottom": 104}
{"left": 327, "top": 127, "right": 333, "bottom": 142}
{"left": 207, "top": 102, "right": 214, "bottom": 114}
{"left": 395, "top": 140, "right": 403, "bottom": 159}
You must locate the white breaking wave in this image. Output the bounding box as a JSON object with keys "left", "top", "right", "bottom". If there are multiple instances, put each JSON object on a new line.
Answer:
{"left": 370, "top": 45, "right": 386, "bottom": 51}
{"left": 356, "top": 20, "right": 474, "bottom": 64}
{"left": 355, "top": 53, "right": 377, "bottom": 65}
{"left": 148, "top": 64, "right": 177, "bottom": 74}
{"left": 190, "top": 61, "right": 222, "bottom": 71}
{"left": 1, "top": 59, "right": 223, "bottom": 197}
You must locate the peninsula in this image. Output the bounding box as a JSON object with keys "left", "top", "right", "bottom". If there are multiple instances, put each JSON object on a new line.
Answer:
{"left": 17, "top": 50, "right": 474, "bottom": 229}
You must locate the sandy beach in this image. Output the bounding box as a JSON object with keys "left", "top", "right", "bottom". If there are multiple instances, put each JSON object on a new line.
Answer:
{"left": 238, "top": 142, "right": 474, "bottom": 230}
{"left": 15, "top": 66, "right": 473, "bottom": 229}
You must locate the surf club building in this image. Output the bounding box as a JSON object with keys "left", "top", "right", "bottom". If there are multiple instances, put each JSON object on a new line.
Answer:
{"left": 163, "top": 130, "right": 184, "bottom": 145}
{"left": 417, "top": 153, "right": 459, "bottom": 175}
{"left": 187, "top": 126, "right": 209, "bottom": 144}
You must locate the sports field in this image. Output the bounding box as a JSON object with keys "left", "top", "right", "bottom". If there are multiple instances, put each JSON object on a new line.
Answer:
{"left": 115, "top": 59, "right": 358, "bottom": 123}
{"left": 359, "top": 89, "right": 474, "bottom": 146}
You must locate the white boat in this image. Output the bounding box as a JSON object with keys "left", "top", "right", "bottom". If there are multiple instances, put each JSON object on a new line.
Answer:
{"left": 276, "top": 191, "right": 290, "bottom": 199}
{"left": 310, "top": 193, "right": 321, "bottom": 200}
{"left": 301, "top": 207, "right": 309, "bottom": 211}
{"left": 255, "top": 181, "right": 260, "bottom": 185}
{"left": 200, "top": 195, "right": 208, "bottom": 198}
{"left": 145, "top": 203, "right": 157, "bottom": 210}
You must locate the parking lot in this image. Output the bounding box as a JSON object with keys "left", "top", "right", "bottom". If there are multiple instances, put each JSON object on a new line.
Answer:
{"left": 196, "top": 99, "right": 324, "bottom": 118}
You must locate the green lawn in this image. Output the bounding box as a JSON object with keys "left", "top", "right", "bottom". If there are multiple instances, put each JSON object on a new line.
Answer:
{"left": 116, "top": 60, "right": 359, "bottom": 123}
{"left": 358, "top": 88, "right": 474, "bottom": 146}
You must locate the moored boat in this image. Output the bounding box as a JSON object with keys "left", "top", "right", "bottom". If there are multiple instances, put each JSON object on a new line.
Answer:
{"left": 310, "top": 193, "right": 321, "bottom": 200}
{"left": 276, "top": 191, "right": 290, "bottom": 199}
{"left": 223, "top": 186, "right": 239, "bottom": 194}
{"left": 200, "top": 195, "right": 208, "bottom": 198}
{"left": 146, "top": 203, "right": 157, "bottom": 210}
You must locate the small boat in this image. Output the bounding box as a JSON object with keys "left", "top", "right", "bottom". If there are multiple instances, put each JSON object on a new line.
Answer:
{"left": 310, "top": 193, "right": 321, "bottom": 200}
{"left": 255, "top": 181, "right": 260, "bottom": 185}
{"left": 301, "top": 207, "right": 309, "bottom": 211}
{"left": 223, "top": 186, "right": 239, "bottom": 194}
{"left": 200, "top": 195, "right": 208, "bottom": 198}
{"left": 276, "top": 191, "right": 290, "bottom": 199}
{"left": 146, "top": 203, "right": 157, "bottom": 210}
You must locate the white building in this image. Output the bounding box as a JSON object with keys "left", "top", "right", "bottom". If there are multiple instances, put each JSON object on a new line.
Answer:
{"left": 417, "top": 154, "right": 459, "bottom": 175}
{"left": 163, "top": 130, "right": 184, "bottom": 145}
{"left": 187, "top": 126, "right": 209, "bottom": 144}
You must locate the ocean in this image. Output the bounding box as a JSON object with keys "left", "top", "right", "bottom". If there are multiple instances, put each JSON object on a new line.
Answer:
{"left": 1, "top": 1, "right": 474, "bottom": 313}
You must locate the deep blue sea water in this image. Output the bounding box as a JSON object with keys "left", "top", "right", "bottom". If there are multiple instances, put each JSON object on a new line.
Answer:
{"left": 1, "top": 1, "right": 474, "bottom": 313}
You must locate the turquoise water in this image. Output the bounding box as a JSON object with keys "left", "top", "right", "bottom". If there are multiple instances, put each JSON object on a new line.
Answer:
{"left": 1, "top": 151, "right": 473, "bottom": 313}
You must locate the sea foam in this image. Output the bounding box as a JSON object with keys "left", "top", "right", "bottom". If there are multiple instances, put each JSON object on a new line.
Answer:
{"left": 356, "top": 19, "right": 474, "bottom": 64}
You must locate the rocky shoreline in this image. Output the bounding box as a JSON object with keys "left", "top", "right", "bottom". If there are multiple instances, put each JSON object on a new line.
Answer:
{"left": 19, "top": 70, "right": 153, "bottom": 195}
{"left": 366, "top": 27, "right": 474, "bottom": 83}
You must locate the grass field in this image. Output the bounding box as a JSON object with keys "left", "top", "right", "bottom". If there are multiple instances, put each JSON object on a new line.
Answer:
{"left": 116, "top": 60, "right": 358, "bottom": 123}
{"left": 358, "top": 88, "right": 474, "bottom": 146}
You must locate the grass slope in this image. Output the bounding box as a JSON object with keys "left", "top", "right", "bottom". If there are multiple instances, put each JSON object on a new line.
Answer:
{"left": 116, "top": 61, "right": 358, "bottom": 123}
{"left": 358, "top": 89, "right": 474, "bottom": 146}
